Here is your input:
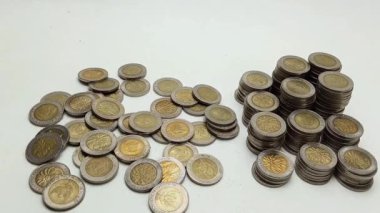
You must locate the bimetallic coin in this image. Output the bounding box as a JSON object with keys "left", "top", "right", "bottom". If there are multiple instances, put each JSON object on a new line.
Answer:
{"left": 205, "top": 104, "right": 236, "bottom": 126}
{"left": 36, "top": 125, "right": 70, "bottom": 148}
{"left": 103, "top": 89, "right": 124, "bottom": 102}
{"left": 186, "top": 154, "right": 223, "bottom": 186}
{"left": 281, "top": 77, "right": 315, "bottom": 99}
{"left": 42, "top": 175, "right": 85, "bottom": 210}
{"left": 72, "top": 147, "right": 87, "bottom": 168}
{"left": 161, "top": 119, "right": 194, "bottom": 143}
{"left": 338, "top": 146, "right": 377, "bottom": 176}
{"left": 158, "top": 157, "right": 186, "bottom": 184}
{"left": 26, "top": 133, "right": 64, "bottom": 165}
{"left": 190, "top": 121, "right": 216, "bottom": 146}
{"left": 250, "top": 112, "right": 286, "bottom": 139}
{"left": 84, "top": 111, "right": 118, "bottom": 131}
{"left": 277, "top": 55, "right": 310, "bottom": 75}
{"left": 319, "top": 71, "right": 354, "bottom": 93}
{"left": 64, "top": 92, "right": 96, "bottom": 117}
{"left": 129, "top": 111, "right": 163, "bottom": 134}
{"left": 152, "top": 131, "right": 169, "bottom": 144}
{"left": 183, "top": 103, "right": 207, "bottom": 116}
{"left": 309, "top": 52, "right": 342, "bottom": 71}
{"left": 118, "top": 63, "right": 147, "bottom": 80}
{"left": 80, "top": 130, "right": 117, "bottom": 156}
{"left": 29, "top": 162, "right": 70, "bottom": 194}
{"left": 241, "top": 71, "right": 273, "bottom": 90}
{"left": 80, "top": 154, "right": 119, "bottom": 184}
{"left": 246, "top": 91, "right": 279, "bottom": 112}
{"left": 151, "top": 98, "right": 182, "bottom": 119}
{"left": 163, "top": 143, "right": 199, "bottom": 166}
{"left": 153, "top": 77, "right": 183, "bottom": 97}
{"left": 89, "top": 77, "right": 120, "bottom": 93}
{"left": 78, "top": 67, "right": 108, "bottom": 84}
{"left": 257, "top": 149, "right": 294, "bottom": 179}
{"left": 118, "top": 113, "right": 137, "bottom": 134}
{"left": 149, "top": 183, "right": 189, "bottom": 213}
{"left": 171, "top": 87, "right": 198, "bottom": 107}
{"left": 289, "top": 109, "right": 325, "bottom": 134}
{"left": 40, "top": 91, "right": 71, "bottom": 107}
{"left": 192, "top": 84, "right": 222, "bottom": 105}
{"left": 125, "top": 158, "right": 163, "bottom": 192}
{"left": 114, "top": 135, "right": 150, "bottom": 163}
{"left": 121, "top": 79, "right": 150, "bottom": 97}
{"left": 92, "top": 97, "right": 125, "bottom": 120}
{"left": 29, "top": 101, "right": 64, "bottom": 127}
{"left": 65, "top": 119, "right": 91, "bottom": 146}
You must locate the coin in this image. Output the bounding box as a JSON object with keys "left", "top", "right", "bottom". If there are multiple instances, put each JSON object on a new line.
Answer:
{"left": 183, "top": 103, "right": 207, "bottom": 116}
{"left": 129, "top": 111, "right": 162, "bottom": 134}
{"left": 152, "top": 131, "right": 169, "bottom": 144}
{"left": 36, "top": 125, "right": 70, "bottom": 148}
{"left": 42, "top": 175, "right": 85, "bottom": 210}
{"left": 307, "top": 52, "right": 342, "bottom": 86}
{"left": 84, "top": 111, "right": 118, "bottom": 131}
{"left": 114, "top": 135, "right": 150, "bottom": 163}
{"left": 118, "top": 63, "right": 147, "bottom": 80}
{"left": 186, "top": 154, "right": 223, "bottom": 186}
{"left": 161, "top": 119, "right": 194, "bottom": 143}
{"left": 242, "top": 91, "right": 279, "bottom": 126}
{"left": 148, "top": 183, "right": 189, "bottom": 213}
{"left": 29, "top": 101, "right": 64, "bottom": 127}
{"left": 103, "top": 89, "right": 124, "bottom": 102}
{"left": 92, "top": 97, "right": 125, "bottom": 120}
{"left": 89, "top": 77, "right": 120, "bottom": 93}
{"left": 80, "top": 154, "right": 119, "bottom": 184}
{"left": 190, "top": 121, "right": 216, "bottom": 146}
{"left": 163, "top": 143, "right": 199, "bottom": 166}
{"left": 121, "top": 79, "right": 151, "bottom": 97}
{"left": 192, "top": 84, "right": 222, "bottom": 105}
{"left": 29, "top": 162, "right": 70, "bottom": 194}
{"left": 125, "top": 158, "right": 163, "bottom": 192}
{"left": 151, "top": 98, "right": 182, "bottom": 119}
{"left": 158, "top": 157, "right": 186, "bottom": 184}
{"left": 205, "top": 104, "right": 236, "bottom": 126}
{"left": 78, "top": 67, "right": 108, "bottom": 84}
{"left": 80, "top": 130, "right": 117, "bottom": 156}
{"left": 26, "top": 133, "right": 64, "bottom": 165}
{"left": 234, "top": 70, "right": 273, "bottom": 104}
{"left": 171, "top": 87, "right": 197, "bottom": 107}
{"left": 64, "top": 92, "right": 96, "bottom": 117}
{"left": 153, "top": 77, "right": 183, "bottom": 97}
{"left": 65, "top": 119, "right": 91, "bottom": 146}
{"left": 118, "top": 113, "right": 137, "bottom": 134}
{"left": 40, "top": 91, "right": 71, "bottom": 107}
{"left": 72, "top": 147, "right": 87, "bottom": 168}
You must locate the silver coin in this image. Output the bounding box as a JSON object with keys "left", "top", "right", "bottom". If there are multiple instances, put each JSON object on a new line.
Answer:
{"left": 114, "top": 135, "right": 150, "bottom": 163}
{"left": 92, "top": 97, "right": 125, "bottom": 120}
{"left": 80, "top": 130, "right": 117, "bottom": 156}
{"left": 84, "top": 111, "right": 118, "bottom": 131}
{"left": 29, "top": 162, "right": 70, "bottom": 194}
{"left": 72, "top": 147, "right": 87, "bottom": 168}
{"left": 183, "top": 103, "right": 207, "bottom": 116}
{"left": 65, "top": 119, "right": 91, "bottom": 146}
{"left": 186, "top": 154, "right": 223, "bottom": 186}
{"left": 192, "top": 84, "right": 222, "bottom": 105}
{"left": 80, "top": 154, "right": 119, "bottom": 184}
{"left": 129, "top": 111, "right": 162, "bottom": 134}
{"left": 78, "top": 67, "right": 108, "bottom": 84}
{"left": 153, "top": 77, "right": 183, "bottom": 97}
{"left": 148, "top": 183, "right": 189, "bottom": 213}
{"left": 161, "top": 119, "right": 194, "bottom": 143}
{"left": 42, "top": 175, "right": 85, "bottom": 210}
{"left": 152, "top": 131, "right": 169, "bottom": 144}
{"left": 118, "top": 63, "right": 147, "bottom": 80}
{"left": 89, "top": 77, "right": 120, "bottom": 93}
{"left": 103, "top": 89, "right": 124, "bottom": 102}
{"left": 171, "top": 87, "right": 198, "bottom": 107}
{"left": 40, "top": 91, "right": 71, "bottom": 107}
{"left": 190, "top": 121, "right": 216, "bottom": 146}
{"left": 26, "top": 133, "right": 64, "bottom": 165}
{"left": 158, "top": 157, "right": 186, "bottom": 184}
{"left": 29, "top": 101, "right": 64, "bottom": 127}
{"left": 205, "top": 104, "right": 237, "bottom": 126}
{"left": 36, "top": 125, "right": 70, "bottom": 148}
{"left": 64, "top": 92, "right": 96, "bottom": 117}
{"left": 121, "top": 79, "right": 150, "bottom": 97}
{"left": 151, "top": 97, "right": 182, "bottom": 119}
{"left": 163, "top": 143, "right": 199, "bottom": 166}
{"left": 124, "top": 158, "right": 163, "bottom": 193}
{"left": 118, "top": 113, "right": 138, "bottom": 134}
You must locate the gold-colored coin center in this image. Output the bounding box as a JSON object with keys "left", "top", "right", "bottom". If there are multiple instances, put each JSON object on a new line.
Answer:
{"left": 209, "top": 108, "right": 233, "bottom": 122}
{"left": 86, "top": 133, "right": 112, "bottom": 151}
{"left": 85, "top": 157, "right": 113, "bottom": 177}
{"left": 158, "top": 80, "right": 180, "bottom": 93}
{"left": 175, "top": 89, "right": 194, "bottom": 103}
{"left": 305, "top": 147, "right": 332, "bottom": 165}
{"left": 93, "top": 79, "right": 115, "bottom": 88}
{"left": 193, "top": 124, "right": 211, "bottom": 140}
{"left": 48, "top": 179, "right": 79, "bottom": 205}
{"left": 160, "top": 161, "right": 181, "bottom": 183}
{"left": 32, "top": 138, "right": 59, "bottom": 158}
{"left": 125, "top": 80, "right": 146, "bottom": 92}
{"left": 256, "top": 115, "right": 281, "bottom": 133}
{"left": 34, "top": 104, "right": 58, "bottom": 121}
{"left": 168, "top": 146, "right": 194, "bottom": 164}
{"left": 122, "top": 66, "right": 142, "bottom": 75}
{"left": 97, "top": 101, "right": 120, "bottom": 116}
{"left": 286, "top": 80, "right": 311, "bottom": 95}
{"left": 323, "top": 74, "right": 349, "bottom": 88}
{"left": 166, "top": 122, "right": 190, "bottom": 138}
{"left": 134, "top": 114, "right": 158, "bottom": 129}
{"left": 283, "top": 58, "right": 306, "bottom": 71}
{"left": 192, "top": 158, "right": 218, "bottom": 180}
{"left": 155, "top": 100, "right": 178, "bottom": 115}
{"left": 344, "top": 150, "right": 371, "bottom": 170}
{"left": 82, "top": 70, "right": 104, "bottom": 79}
{"left": 36, "top": 167, "right": 65, "bottom": 188}
{"left": 246, "top": 73, "right": 268, "bottom": 86}
{"left": 333, "top": 118, "right": 358, "bottom": 134}
{"left": 89, "top": 114, "right": 114, "bottom": 127}
{"left": 68, "top": 123, "right": 90, "bottom": 140}
{"left": 120, "top": 139, "right": 145, "bottom": 156}
{"left": 197, "top": 87, "right": 218, "bottom": 102}
{"left": 262, "top": 154, "right": 288, "bottom": 174}
{"left": 130, "top": 163, "right": 157, "bottom": 186}
{"left": 251, "top": 94, "right": 275, "bottom": 108}
{"left": 69, "top": 96, "right": 92, "bottom": 110}
{"left": 155, "top": 187, "right": 183, "bottom": 211}
{"left": 294, "top": 112, "right": 320, "bottom": 129}
{"left": 314, "top": 54, "right": 337, "bottom": 67}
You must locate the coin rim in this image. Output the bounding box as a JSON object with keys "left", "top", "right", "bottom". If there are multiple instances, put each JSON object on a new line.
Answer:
{"left": 118, "top": 63, "right": 147, "bottom": 80}
{"left": 246, "top": 91, "right": 279, "bottom": 112}
{"left": 157, "top": 157, "right": 186, "bottom": 184}
{"left": 124, "top": 158, "right": 163, "bottom": 192}
{"left": 163, "top": 143, "right": 199, "bottom": 166}
{"left": 72, "top": 147, "right": 86, "bottom": 168}
{"left": 80, "top": 130, "right": 117, "bottom": 156}
{"left": 64, "top": 92, "right": 96, "bottom": 117}
{"left": 318, "top": 71, "right": 354, "bottom": 92}
{"left": 308, "top": 52, "right": 342, "bottom": 71}
{"left": 150, "top": 97, "right": 182, "bottom": 119}
{"left": 256, "top": 149, "right": 294, "bottom": 179}
{"left": 326, "top": 114, "right": 364, "bottom": 139}
{"left": 337, "top": 146, "right": 377, "bottom": 176}
{"left": 65, "top": 118, "right": 91, "bottom": 145}
{"left": 88, "top": 77, "right": 120, "bottom": 93}
{"left": 192, "top": 84, "right": 222, "bottom": 105}
{"left": 242, "top": 70, "right": 273, "bottom": 90}
{"left": 121, "top": 79, "right": 151, "bottom": 97}
{"left": 80, "top": 154, "right": 119, "bottom": 184}
{"left": 29, "top": 101, "right": 64, "bottom": 127}
{"left": 84, "top": 111, "right": 118, "bottom": 131}
{"left": 153, "top": 77, "right": 183, "bottom": 97}
{"left": 117, "top": 113, "right": 137, "bottom": 134}
{"left": 148, "top": 182, "right": 189, "bottom": 213}
{"left": 190, "top": 121, "right": 216, "bottom": 146}
{"left": 186, "top": 154, "right": 224, "bottom": 186}
{"left": 40, "top": 91, "right": 71, "bottom": 106}
{"left": 92, "top": 97, "right": 125, "bottom": 120}
{"left": 204, "top": 104, "right": 237, "bottom": 126}
{"left": 26, "top": 133, "right": 64, "bottom": 165}
{"left": 170, "top": 86, "right": 198, "bottom": 107}
{"left": 161, "top": 119, "right": 195, "bottom": 143}
{"left": 114, "top": 135, "right": 151, "bottom": 163}
{"left": 129, "top": 111, "right": 163, "bottom": 134}
{"left": 288, "top": 109, "right": 325, "bottom": 134}
{"left": 250, "top": 111, "right": 286, "bottom": 138}
{"left": 299, "top": 142, "right": 337, "bottom": 171}
{"left": 281, "top": 77, "right": 316, "bottom": 99}
{"left": 36, "top": 125, "right": 70, "bottom": 148}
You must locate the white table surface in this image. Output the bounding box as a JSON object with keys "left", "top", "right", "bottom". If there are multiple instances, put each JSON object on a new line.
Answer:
{"left": 1, "top": 0, "right": 379, "bottom": 212}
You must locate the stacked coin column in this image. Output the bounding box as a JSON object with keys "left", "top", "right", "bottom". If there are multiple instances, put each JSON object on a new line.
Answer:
{"left": 234, "top": 71, "right": 272, "bottom": 104}
{"left": 307, "top": 52, "right": 342, "bottom": 86}
{"left": 242, "top": 91, "right": 279, "bottom": 126}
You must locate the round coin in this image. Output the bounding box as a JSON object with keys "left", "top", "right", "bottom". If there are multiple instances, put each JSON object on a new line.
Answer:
{"left": 183, "top": 103, "right": 207, "bottom": 116}
{"left": 158, "top": 157, "right": 186, "bottom": 184}
{"left": 92, "top": 97, "right": 125, "bottom": 120}
{"left": 338, "top": 146, "right": 377, "bottom": 176}
{"left": 299, "top": 143, "right": 337, "bottom": 172}
{"left": 190, "top": 121, "right": 216, "bottom": 146}
{"left": 118, "top": 63, "right": 147, "bottom": 80}
{"left": 84, "top": 111, "right": 118, "bottom": 131}
{"left": 171, "top": 87, "right": 198, "bottom": 107}
{"left": 192, "top": 84, "right": 222, "bottom": 105}
{"left": 36, "top": 125, "right": 70, "bottom": 148}
{"left": 153, "top": 77, "right": 183, "bottom": 97}
{"left": 241, "top": 71, "right": 273, "bottom": 90}
{"left": 80, "top": 154, "right": 119, "bottom": 184}
{"left": 125, "top": 158, "right": 163, "bottom": 192}
{"left": 152, "top": 131, "right": 169, "bottom": 144}
{"left": 205, "top": 104, "right": 237, "bottom": 126}
{"left": 65, "top": 119, "right": 91, "bottom": 146}
{"left": 163, "top": 143, "right": 199, "bottom": 166}
{"left": 277, "top": 55, "right": 310, "bottom": 75}
{"left": 40, "top": 91, "right": 71, "bottom": 107}
{"left": 114, "top": 135, "right": 150, "bottom": 163}
{"left": 308, "top": 52, "right": 342, "bottom": 71}
{"left": 78, "top": 67, "right": 108, "bottom": 84}
{"left": 72, "top": 147, "right": 87, "bottom": 168}
{"left": 151, "top": 98, "right": 182, "bottom": 119}
{"left": 89, "top": 77, "right": 120, "bottom": 93}
{"left": 26, "top": 133, "right": 64, "bottom": 165}
{"left": 256, "top": 149, "right": 294, "bottom": 180}
{"left": 161, "top": 119, "right": 195, "bottom": 143}
{"left": 148, "top": 183, "right": 189, "bottom": 213}
{"left": 103, "top": 89, "right": 124, "bottom": 102}
{"left": 64, "top": 92, "right": 96, "bottom": 117}
{"left": 129, "top": 111, "right": 163, "bottom": 134}
{"left": 186, "top": 154, "right": 223, "bottom": 185}
{"left": 29, "top": 101, "right": 64, "bottom": 127}
{"left": 121, "top": 79, "right": 150, "bottom": 97}
{"left": 118, "top": 113, "right": 137, "bottom": 134}
{"left": 80, "top": 130, "right": 117, "bottom": 156}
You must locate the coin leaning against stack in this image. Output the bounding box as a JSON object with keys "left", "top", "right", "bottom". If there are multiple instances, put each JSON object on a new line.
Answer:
{"left": 234, "top": 71, "right": 273, "bottom": 104}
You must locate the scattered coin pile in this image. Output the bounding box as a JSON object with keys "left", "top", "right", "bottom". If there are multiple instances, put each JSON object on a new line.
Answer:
{"left": 234, "top": 71, "right": 272, "bottom": 104}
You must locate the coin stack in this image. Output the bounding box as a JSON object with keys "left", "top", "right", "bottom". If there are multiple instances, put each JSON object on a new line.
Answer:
{"left": 242, "top": 91, "right": 279, "bottom": 126}
{"left": 234, "top": 71, "right": 272, "bottom": 104}
{"left": 271, "top": 55, "right": 310, "bottom": 95}
{"left": 295, "top": 143, "right": 337, "bottom": 185}
{"left": 322, "top": 114, "right": 363, "bottom": 152}
{"left": 314, "top": 71, "right": 354, "bottom": 118}
{"left": 278, "top": 77, "right": 316, "bottom": 119}
{"left": 335, "top": 146, "right": 377, "bottom": 192}
{"left": 307, "top": 52, "right": 342, "bottom": 86}
{"left": 118, "top": 63, "right": 151, "bottom": 97}
{"left": 283, "top": 109, "right": 325, "bottom": 155}
{"left": 205, "top": 104, "right": 240, "bottom": 140}
{"left": 246, "top": 112, "right": 286, "bottom": 154}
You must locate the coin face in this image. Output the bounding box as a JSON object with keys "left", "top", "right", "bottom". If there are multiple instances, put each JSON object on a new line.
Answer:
{"left": 65, "top": 119, "right": 91, "bottom": 145}
{"left": 242, "top": 71, "right": 273, "bottom": 90}
{"left": 192, "top": 84, "right": 222, "bottom": 105}
{"left": 301, "top": 143, "right": 337, "bottom": 169}
{"left": 118, "top": 113, "right": 137, "bottom": 134}
{"left": 148, "top": 183, "right": 189, "bottom": 213}
{"left": 152, "top": 131, "right": 169, "bottom": 144}
{"left": 163, "top": 143, "right": 199, "bottom": 166}
{"left": 308, "top": 52, "right": 341, "bottom": 71}
{"left": 64, "top": 92, "right": 96, "bottom": 117}
{"left": 121, "top": 79, "right": 150, "bottom": 97}
{"left": 29, "top": 162, "right": 70, "bottom": 194}
{"left": 183, "top": 103, "right": 207, "bottom": 116}
{"left": 41, "top": 91, "right": 71, "bottom": 107}
{"left": 85, "top": 111, "right": 118, "bottom": 131}
{"left": 256, "top": 149, "right": 293, "bottom": 179}
{"left": 42, "top": 175, "right": 85, "bottom": 210}
{"left": 190, "top": 121, "right": 216, "bottom": 146}
{"left": 151, "top": 98, "right": 182, "bottom": 119}
{"left": 319, "top": 71, "right": 353, "bottom": 92}
{"left": 252, "top": 112, "right": 285, "bottom": 136}
{"left": 29, "top": 101, "right": 64, "bottom": 127}
{"left": 338, "top": 146, "right": 377, "bottom": 176}
{"left": 118, "top": 63, "right": 147, "bottom": 80}
{"left": 92, "top": 97, "right": 125, "bottom": 120}
{"left": 171, "top": 87, "right": 197, "bottom": 107}
{"left": 129, "top": 111, "right": 162, "bottom": 134}
{"left": 246, "top": 91, "right": 279, "bottom": 112}
{"left": 161, "top": 119, "right": 194, "bottom": 143}
{"left": 80, "top": 154, "right": 119, "bottom": 184}
{"left": 36, "top": 125, "right": 70, "bottom": 148}
{"left": 80, "top": 130, "right": 117, "bottom": 156}
{"left": 26, "top": 133, "right": 64, "bottom": 165}
{"left": 153, "top": 77, "right": 183, "bottom": 97}
{"left": 281, "top": 77, "right": 315, "bottom": 98}
{"left": 125, "top": 159, "right": 163, "bottom": 192}
{"left": 278, "top": 55, "right": 310, "bottom": 74}
{"left": 89, "top": 78, "right": 120, "bottom": 93}
{"left": 289, "top": 109, "right": 325, "bottom": 134}
{"left": 186, "top": 154, "right": 223, "bottom": 185}
{"left": 72, "top": 147, "right": 87, "bottom": 168}
{"left": 205, "top": 104, "right": 236, "bottom": 126}
{"left": 78, "top": 67, "right": 108, "bottom": 83}
{"left": 327, "top": 114, "right": 364, "bottom": 138}
{"left": 103, "top": 89, "right": 124, "bottom": 102}
{"left": 158, "top": 157, "right": 186, "bottom": 184}
{"left": 114, "top": 135, "right": 150, "bottom": 163}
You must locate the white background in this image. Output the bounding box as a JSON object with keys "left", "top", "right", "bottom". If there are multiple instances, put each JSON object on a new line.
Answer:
{"left": 0, "top": 0, "right": 379, "bottom": 212}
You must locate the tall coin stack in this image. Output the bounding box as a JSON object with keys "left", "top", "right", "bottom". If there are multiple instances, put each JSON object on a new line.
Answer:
{"left": 314, "top": 71, "right": 354, "bottom": 118}
{"left": 283, "top": 109, "right": 325, "bottom": 155}
{"left": 242, "top": 91, "right": 279, "bottom": 126}
{"left": 322, "top": 114, "right": 363, "bottom": 152}
{"left": 246, "top": 112, "right": 286, "bottom": 154}
{"left": 307, "top": 52, "right": 342, "bottom": 86}
{"left": 278, "top": 77, "right": 316, "bottom": 119}
{"left": 234, "top": 71, "right": 272, "bottom": 104}
{"left": 271, "top": 55, "right": 310, "bottom": 95}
